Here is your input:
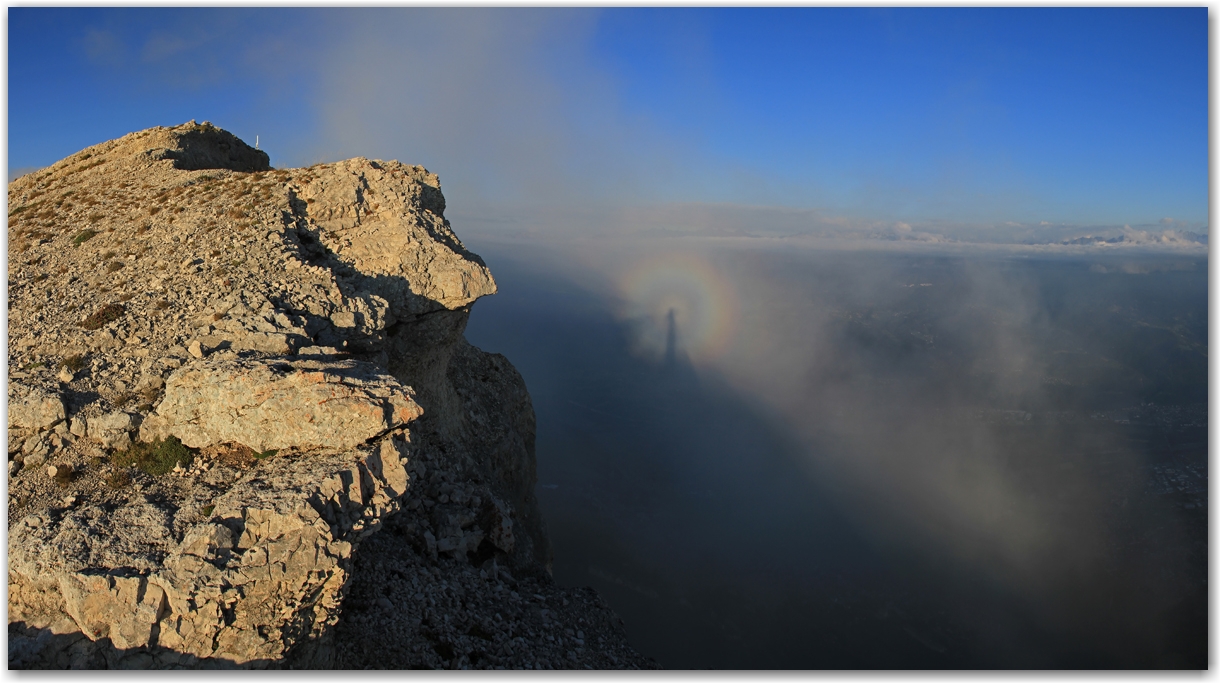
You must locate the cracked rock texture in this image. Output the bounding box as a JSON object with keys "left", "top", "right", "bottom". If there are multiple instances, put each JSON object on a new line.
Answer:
{"left": 140, "top": 357, "right": 422, "bottom": 452}
{"left": 7, "top": 121, "right": 654, "bottom": 669}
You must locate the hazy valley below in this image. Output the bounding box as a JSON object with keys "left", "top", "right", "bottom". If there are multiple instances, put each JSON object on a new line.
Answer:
{"left": 462, "top": 236, "right": 1207, "bottom": 669}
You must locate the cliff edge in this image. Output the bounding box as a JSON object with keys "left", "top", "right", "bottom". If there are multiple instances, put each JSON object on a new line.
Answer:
{"left": 6, "top": 121, "right": 655, "bottom": 669}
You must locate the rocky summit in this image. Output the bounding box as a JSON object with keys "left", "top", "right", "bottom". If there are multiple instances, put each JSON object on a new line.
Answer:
{"left": 6, "top": 121, "right": 655, "bottom": 669}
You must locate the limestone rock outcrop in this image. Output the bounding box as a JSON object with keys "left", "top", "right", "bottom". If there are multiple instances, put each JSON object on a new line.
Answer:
{"left": 9, "top": 435, "right": 412, "bottom": 667}
{"left": 8, "top": 382, "right": 65, "bottom": 432}
{"left": 291, "top": 157, "right": 497, "bottom": 320}
{"left": 86, "top": 411, "right": 140, "bottom": 451}
{"left": 140, "top": 358, "right": 422, "bottom": 453}
{"left": 7, "top": 122, "right": 650, "bottom": 669}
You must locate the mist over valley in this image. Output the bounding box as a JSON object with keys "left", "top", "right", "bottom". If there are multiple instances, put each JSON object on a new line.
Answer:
{"left": 463, "top": 236, "right": 1207, "bottom": 668}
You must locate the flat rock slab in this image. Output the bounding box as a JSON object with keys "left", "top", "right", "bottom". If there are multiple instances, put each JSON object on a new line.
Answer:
{"left": 8, "top": 382, "right": 66, "bottom": 432}
{"left": 141, "top": 358, "right": 422, "bottom": 453}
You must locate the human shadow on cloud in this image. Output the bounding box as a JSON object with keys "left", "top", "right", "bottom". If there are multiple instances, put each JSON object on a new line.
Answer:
{"left": 461, "top": 242, "right": 1206, "bottom": 670}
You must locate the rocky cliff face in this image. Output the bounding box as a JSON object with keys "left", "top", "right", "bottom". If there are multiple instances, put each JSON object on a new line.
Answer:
{"left": 7, "top": 122, "right": 653, "bottom": 669}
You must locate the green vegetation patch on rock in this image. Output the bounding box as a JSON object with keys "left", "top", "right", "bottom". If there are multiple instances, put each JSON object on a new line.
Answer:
{"left": 112, "top": 435, "right": 195, "bottom": 476}
{"left": 72, "top": 228, "right": 98, "bottom": 246}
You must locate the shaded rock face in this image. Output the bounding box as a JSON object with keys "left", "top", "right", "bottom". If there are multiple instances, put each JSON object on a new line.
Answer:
{"left": 148, "top": 121, "right": 270, "bottom": 173}
{"left": 6, "top": 122, "right": 624, "bottom": 669}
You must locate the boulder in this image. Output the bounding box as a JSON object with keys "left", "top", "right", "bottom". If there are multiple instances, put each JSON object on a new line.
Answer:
{"left": 87, "top": 411, "right": 139, "bottom": 451}
{"left": 140, "top": 358, "right": 423, "bottom": 453}
{"left": 8, "top": 383, "right": 65, "bottom": 431}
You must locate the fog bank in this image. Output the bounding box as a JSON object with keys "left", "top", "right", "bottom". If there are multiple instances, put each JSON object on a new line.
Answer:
{"left": 461, "top": 235, "right": 1207, "bottom": 668}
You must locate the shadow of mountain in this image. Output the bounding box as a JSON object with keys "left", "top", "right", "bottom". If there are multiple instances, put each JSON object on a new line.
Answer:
{"left": 461, "top": 247, "right": 963, "bottom": 668}
{"left": 460, "top": 240, "right": 1207, "bottom": 670}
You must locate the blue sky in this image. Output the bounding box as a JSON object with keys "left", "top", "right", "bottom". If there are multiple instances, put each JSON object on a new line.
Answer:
{"left": 7, "top": 8, "right": 1208, "bottom": 234}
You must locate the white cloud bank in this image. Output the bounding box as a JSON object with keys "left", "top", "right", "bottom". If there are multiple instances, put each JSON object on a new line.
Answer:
{"left": 449, "top": 200, "right": 1207, "bottom": 253}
